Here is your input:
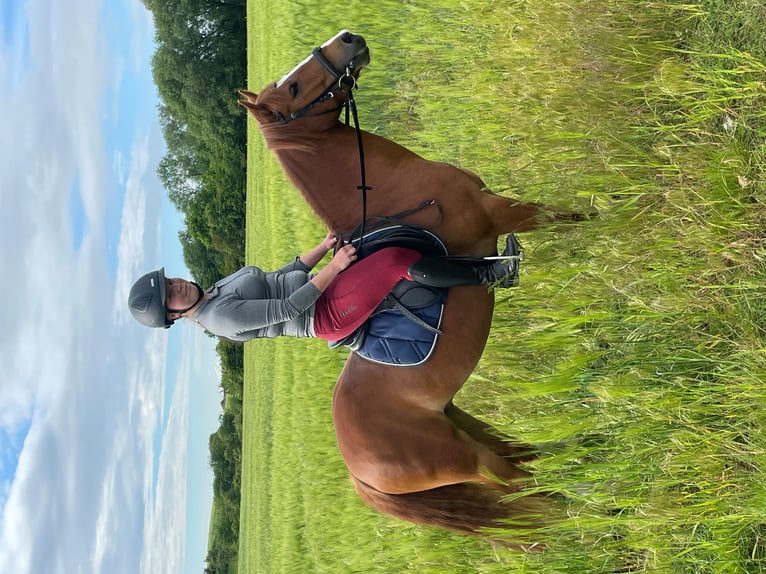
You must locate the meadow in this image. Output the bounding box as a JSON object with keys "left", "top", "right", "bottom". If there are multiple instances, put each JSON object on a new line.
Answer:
{"left": 239, "top": 1, "right": 766, "bottom": 572}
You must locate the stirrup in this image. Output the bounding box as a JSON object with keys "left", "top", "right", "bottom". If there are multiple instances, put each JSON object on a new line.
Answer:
{"left": 491, "top": 234, "right": 523, "bottom": 288}
{"left": 484, "top": 233, "right": 524, "bottom": 262}
{"left": 493, "top": 261, "right": 520, "bottom": 288}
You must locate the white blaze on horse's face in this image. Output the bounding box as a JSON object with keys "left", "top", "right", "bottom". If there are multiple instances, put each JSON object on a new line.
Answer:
{"left": 275, "top": 55, "right": 313, "bottom": 89}
{"left": 275, "top": 30, "right": 369, "bottom": 90}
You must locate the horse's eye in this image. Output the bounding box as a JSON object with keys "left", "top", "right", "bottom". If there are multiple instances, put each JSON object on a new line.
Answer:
{"left": 289, "top": 83, "right": 299, "bottom": 98}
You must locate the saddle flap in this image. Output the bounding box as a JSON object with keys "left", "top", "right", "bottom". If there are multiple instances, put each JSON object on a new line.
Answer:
{"left": 380, "top": 281, "right": 442, "bottom": 312}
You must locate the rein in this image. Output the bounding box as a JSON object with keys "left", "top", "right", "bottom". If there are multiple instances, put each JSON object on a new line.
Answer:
{"left": 308, "top": 46, "right": 373, "bottom": 244}
{"left": 341, "top": 85, "right": 443, "bottom": 247}
{"left": 279, "top": 46, "right": 442, "bottom": 250}
{"left": 342, "top": 76, "right": 371, "bottom": 245}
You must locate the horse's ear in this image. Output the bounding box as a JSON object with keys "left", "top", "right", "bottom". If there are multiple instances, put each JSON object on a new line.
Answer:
{"left": 237, "top": 97, "right": 274, "bottom": 125}
{"left": 237, "top": 88, "right": 257, "bottom": 101}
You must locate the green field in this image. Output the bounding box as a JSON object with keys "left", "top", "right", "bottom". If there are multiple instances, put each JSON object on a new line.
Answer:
{"left": 239, "top": 1, "right": 766, "bottom": 572}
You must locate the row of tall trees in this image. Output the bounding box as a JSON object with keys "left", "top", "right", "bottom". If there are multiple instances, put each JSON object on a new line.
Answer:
{"left": 143, "top": 0, "right": 248, "bottom": 279}
{"left": 140, "top": 1, "right": 248, "bottom": 572}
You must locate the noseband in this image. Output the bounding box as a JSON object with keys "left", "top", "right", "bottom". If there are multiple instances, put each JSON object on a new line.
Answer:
{"left": 273, "top": 47, "right": 358, "bottom": 124}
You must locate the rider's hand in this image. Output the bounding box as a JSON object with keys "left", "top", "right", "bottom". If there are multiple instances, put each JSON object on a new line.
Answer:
{"left": 320, "top": 231, "right": 338, "bottom": 252}
{"left": 331, "top": 244, "right": 357, "bottom": 272}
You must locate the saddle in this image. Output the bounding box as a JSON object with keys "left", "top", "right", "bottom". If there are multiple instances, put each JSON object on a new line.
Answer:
{"left": 327, "top": 224, "right": 448, "bottom": 366}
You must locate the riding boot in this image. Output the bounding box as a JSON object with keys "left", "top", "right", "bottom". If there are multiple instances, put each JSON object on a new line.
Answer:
{"left": 408, "top": 234, "right": 523, "bottom": 289}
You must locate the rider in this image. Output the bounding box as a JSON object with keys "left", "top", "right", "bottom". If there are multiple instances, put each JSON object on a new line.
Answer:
{"left": 127, "top": 233, "right": 521, "bottom": 342}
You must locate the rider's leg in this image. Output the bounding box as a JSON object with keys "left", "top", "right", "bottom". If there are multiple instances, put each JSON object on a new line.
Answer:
{"left": 314, "top": 239, "right": 521, "bottom": 340}
{"left": 313, "top": 247, "right": 420, "bottom": 340}
{"left": 408, "top": 234, "right": 522, "bottom": 289}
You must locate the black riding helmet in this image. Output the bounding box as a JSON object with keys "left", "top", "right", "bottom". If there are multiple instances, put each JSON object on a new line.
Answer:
{"left": 128, "top": 268, "right": 173, "bottom": 328}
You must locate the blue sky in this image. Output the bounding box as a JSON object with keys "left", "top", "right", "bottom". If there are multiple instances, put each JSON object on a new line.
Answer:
{"left": 0, "top": 1, "right": 222, "bottom": 573}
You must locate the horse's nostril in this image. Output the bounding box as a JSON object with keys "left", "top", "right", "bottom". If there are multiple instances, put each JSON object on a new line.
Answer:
{"left": 341, "top": 32, "right": 352, "bottom": 43}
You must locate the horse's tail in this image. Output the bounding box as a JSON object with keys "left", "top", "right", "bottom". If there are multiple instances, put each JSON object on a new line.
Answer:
{"left": 350, "top": 476, "right": 549, "bottom": 547}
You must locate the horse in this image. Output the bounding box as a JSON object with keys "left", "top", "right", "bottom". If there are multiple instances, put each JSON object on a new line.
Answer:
{"left": 239, "top": 30, "right": 574, "bottom": 545}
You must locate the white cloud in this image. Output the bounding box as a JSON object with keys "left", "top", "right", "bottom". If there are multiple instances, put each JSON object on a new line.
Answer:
{"left": 140, "top": 338, "right": 192, "bottom": 574}
{"left": 91, "top": 453, "right": 120, "bottom": 573}
{"left": 0, "top": 0, "right": 83, "bottom": 424}
{"left": 112, "top": 133, "right": 155, "bottom": 326}
{"left": 127, "top": 0, "right": 157, "bottom": 71}
{"left": 113, "top": 148, "right": 128, "bottom": 186}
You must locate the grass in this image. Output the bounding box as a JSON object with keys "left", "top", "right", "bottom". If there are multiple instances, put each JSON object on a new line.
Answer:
{"left": 239, "top": 0, "right": 766, "bottom": 572}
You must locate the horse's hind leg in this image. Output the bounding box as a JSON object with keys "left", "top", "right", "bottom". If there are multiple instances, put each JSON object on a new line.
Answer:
{"left": 362, "top": 408, "right": 532, "bottom": 495}
{"left": 445, "top": 402, "right": 537, "bottom": 461}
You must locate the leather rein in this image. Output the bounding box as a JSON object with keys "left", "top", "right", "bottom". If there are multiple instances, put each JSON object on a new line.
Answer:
{"left": 274, "top": 46, "right": 441, "bottom": 247}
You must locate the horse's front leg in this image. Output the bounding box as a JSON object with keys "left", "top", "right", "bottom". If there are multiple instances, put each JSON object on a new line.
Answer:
{"left": 481, "top": 193, "right": 587, "bottom": 234}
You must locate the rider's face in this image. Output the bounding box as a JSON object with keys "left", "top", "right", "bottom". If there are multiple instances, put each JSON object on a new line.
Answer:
{"left": 165, "top": 278, "right": 198, "bottom": 312}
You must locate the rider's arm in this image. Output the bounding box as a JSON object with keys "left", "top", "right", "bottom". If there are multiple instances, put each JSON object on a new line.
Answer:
{"left": 308, "top": 244, "right": 356, "bottom": 293}
{"left": 203, "top": 246, "right": 357, "bottom": 334}
{"left": 298, "top": 232, "right": 338, "bottom": 271}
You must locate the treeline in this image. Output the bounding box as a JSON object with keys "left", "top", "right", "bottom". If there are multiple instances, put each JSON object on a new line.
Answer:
{"left": 143, "top": 0, "right": 247, "bottom": 282}
{"left": 139, "top": 1, "right": 248, "bottom": 572}
{"left": 206, "top": 341, "right": 245, "bottom": 573}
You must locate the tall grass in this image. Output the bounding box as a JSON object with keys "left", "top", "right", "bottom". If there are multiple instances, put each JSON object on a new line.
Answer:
{"left": 240, "top": 1, "right": 766, "bottom": 571}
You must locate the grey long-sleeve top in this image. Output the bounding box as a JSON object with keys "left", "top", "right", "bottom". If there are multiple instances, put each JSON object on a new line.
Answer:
{"left": 190, "top": 259, "right": 321, "bottom": 342}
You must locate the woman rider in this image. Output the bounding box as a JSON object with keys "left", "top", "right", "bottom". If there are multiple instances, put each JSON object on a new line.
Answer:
{"left": 127, "top": 232, "right": 521, "bottom": 342}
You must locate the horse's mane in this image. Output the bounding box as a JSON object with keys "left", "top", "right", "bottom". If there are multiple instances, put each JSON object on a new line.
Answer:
{"left": 254, "top": 81, "right": 342, "bottom": 153}
{"left": 258, "top": 121, "right": 330, "bottom": 153}
{"left": 256, "top": 121, "right": 340, "bottom": 227}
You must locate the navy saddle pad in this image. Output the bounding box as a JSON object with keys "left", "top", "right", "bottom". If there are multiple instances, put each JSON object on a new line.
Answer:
{"left": 356, "top": 291, "right": 446, "bottom": 366}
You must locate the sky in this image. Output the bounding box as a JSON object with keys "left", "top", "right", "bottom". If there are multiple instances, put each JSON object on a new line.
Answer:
{"left": 0, "top": 1, "right": 222, "bottom": 573}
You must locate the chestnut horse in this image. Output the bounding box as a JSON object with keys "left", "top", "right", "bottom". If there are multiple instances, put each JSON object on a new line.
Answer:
{"left": 239, "top": 30, "right": 570, "bottom": 543}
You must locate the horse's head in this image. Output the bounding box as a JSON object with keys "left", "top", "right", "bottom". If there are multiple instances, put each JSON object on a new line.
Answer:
{"left": 239, "top": 30, "right": 370, "bottom": 128}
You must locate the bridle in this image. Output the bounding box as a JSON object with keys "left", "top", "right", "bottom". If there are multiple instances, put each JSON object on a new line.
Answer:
{"left": 272, "top": 47, "right": 358, "bottom": 124}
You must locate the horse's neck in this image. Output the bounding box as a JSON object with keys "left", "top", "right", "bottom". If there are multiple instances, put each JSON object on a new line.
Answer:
{"left": 268, "top": 123, "right": 419, "bottom": 232}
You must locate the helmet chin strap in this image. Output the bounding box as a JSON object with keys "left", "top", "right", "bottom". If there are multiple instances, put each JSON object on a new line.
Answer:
{"left": 166, "top": 282, "right": 205, "bottom": 315}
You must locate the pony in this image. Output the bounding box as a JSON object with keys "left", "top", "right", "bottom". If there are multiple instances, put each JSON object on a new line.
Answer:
{"left": 239, "top": 30, "right": 574, "bottom": 545}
